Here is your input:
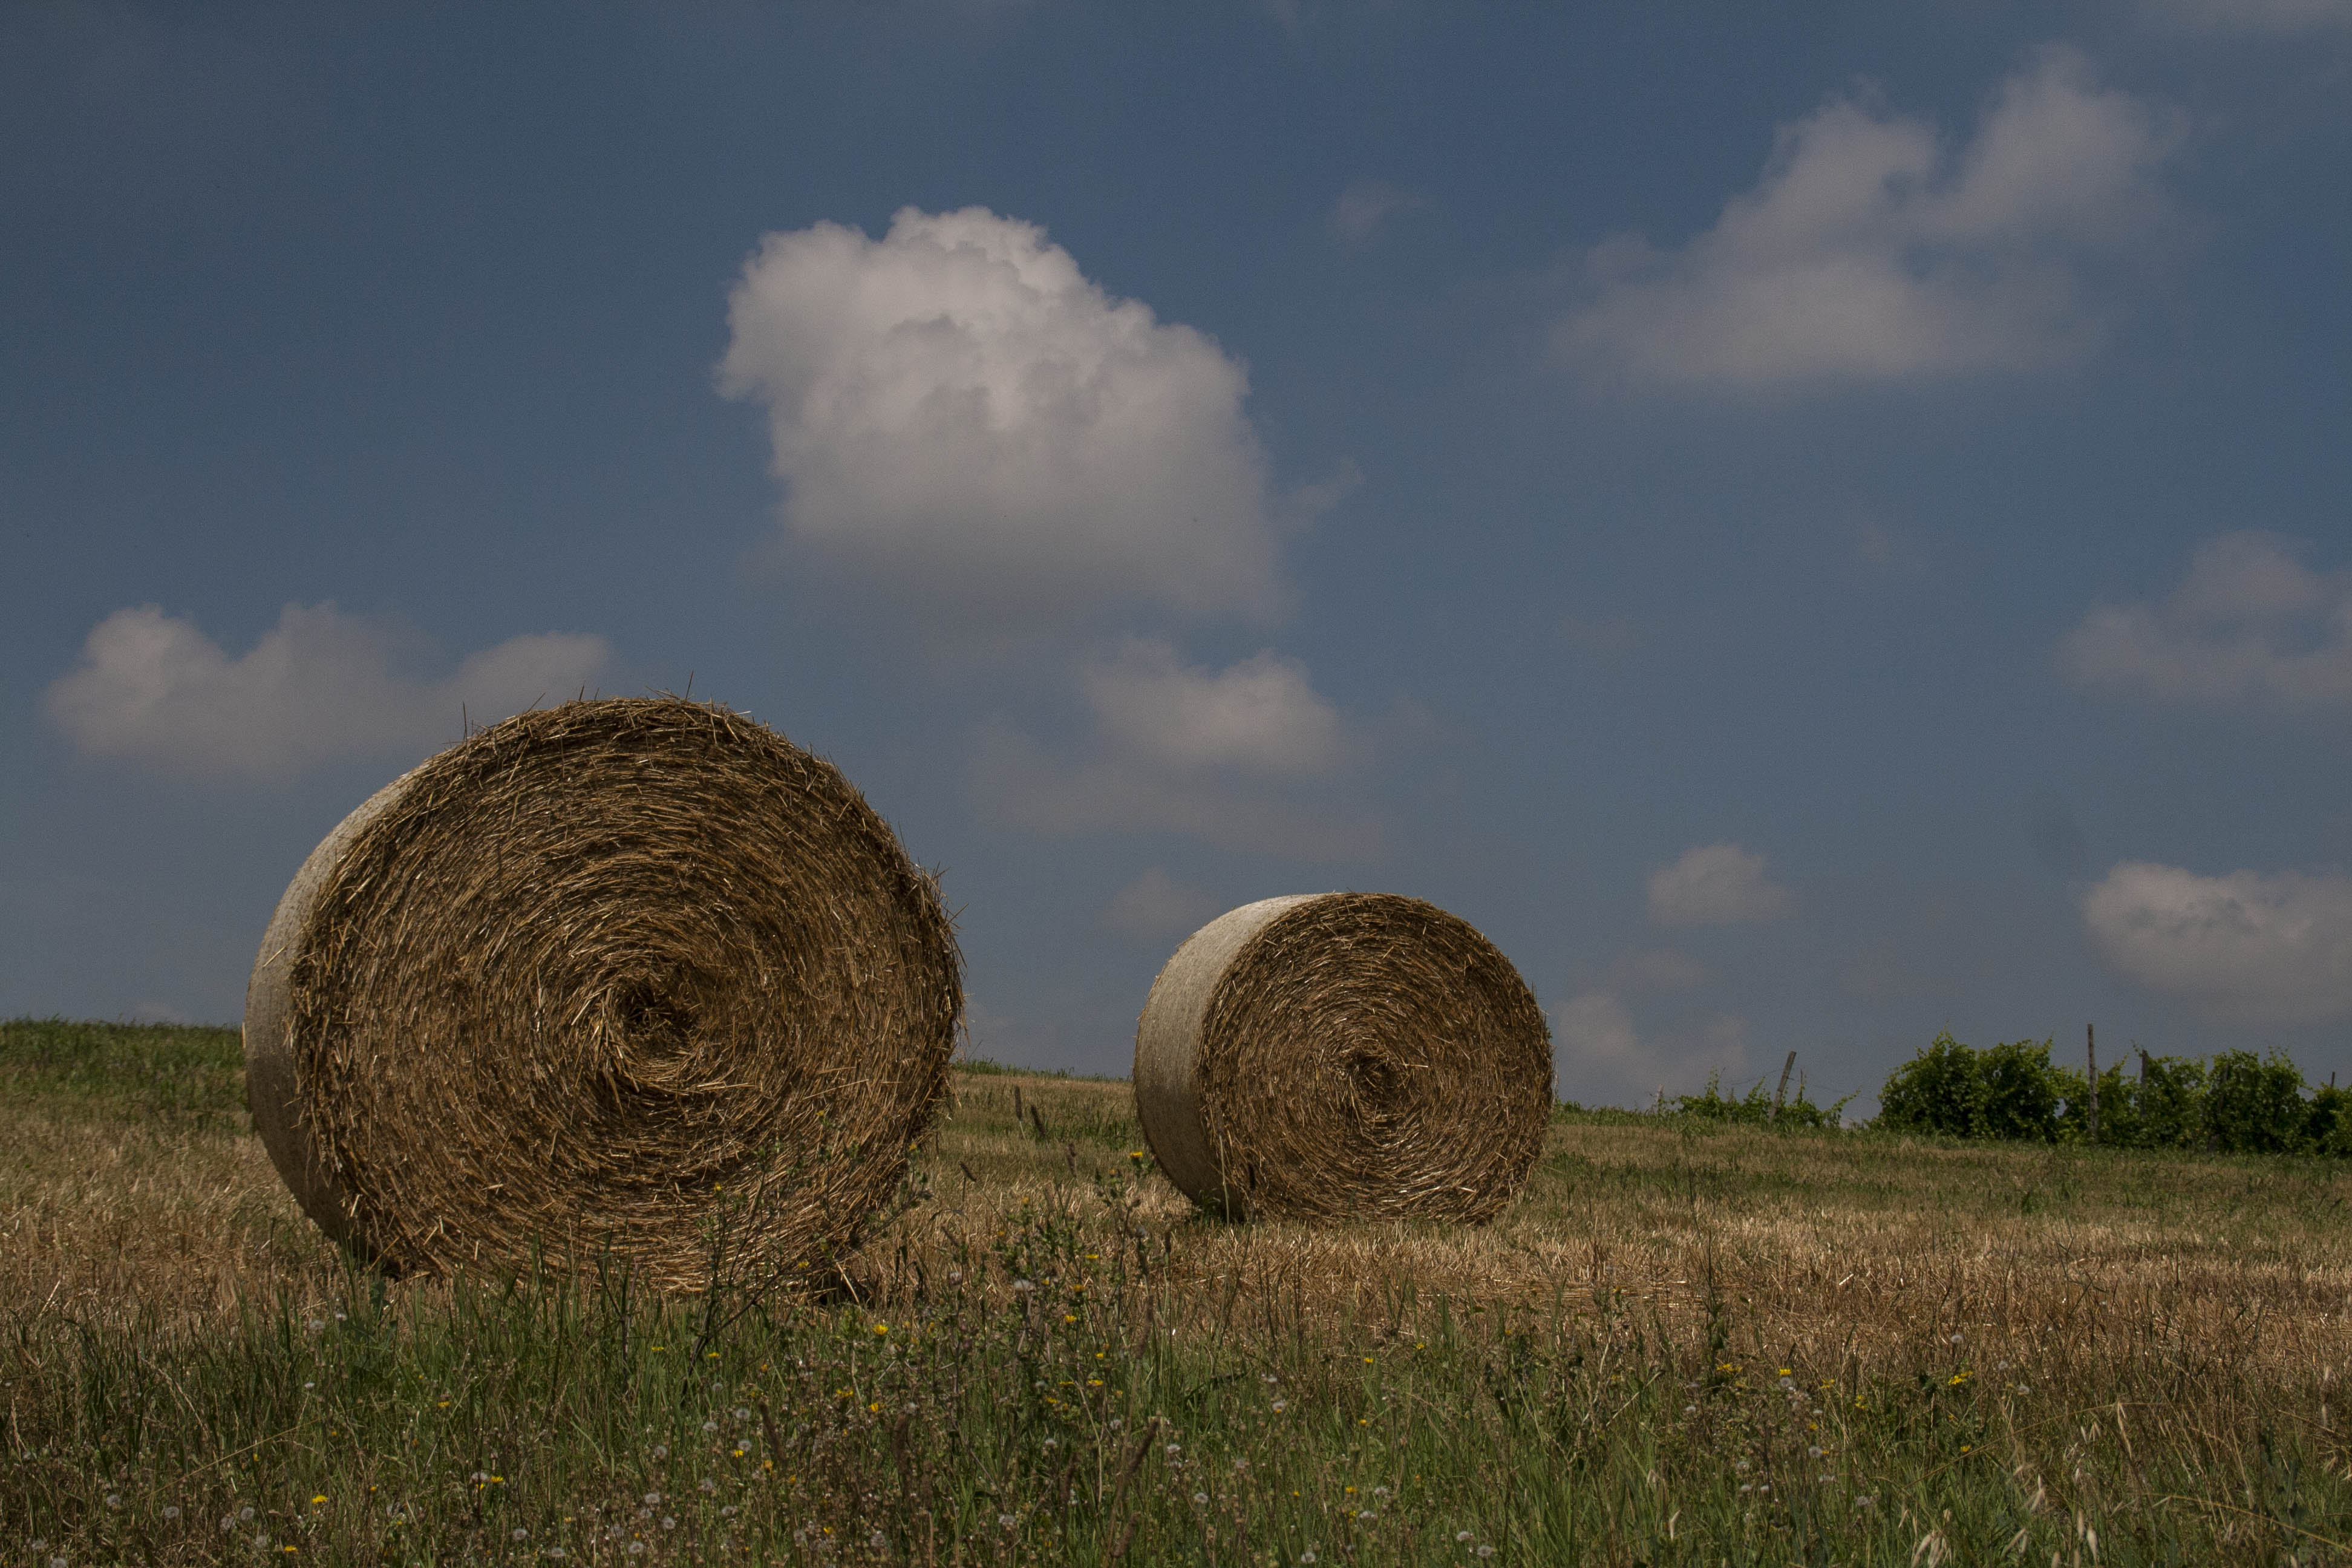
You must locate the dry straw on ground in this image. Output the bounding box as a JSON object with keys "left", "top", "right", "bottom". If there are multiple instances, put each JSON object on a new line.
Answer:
{"left": 241, "top": 695, "right": 961, "bottom": 1290}
{"left": 1134, "top": 892, "right": 1552, "bottom": 1223}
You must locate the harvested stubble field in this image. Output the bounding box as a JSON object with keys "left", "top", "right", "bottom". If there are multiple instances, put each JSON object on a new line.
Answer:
{"left": 5, "top": 1020, "right": 2350, "bottom": 1566}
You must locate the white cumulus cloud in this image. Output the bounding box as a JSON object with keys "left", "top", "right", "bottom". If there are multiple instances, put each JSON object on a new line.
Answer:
{"left": 2059, "top": 532, "right": 2352, "bottom": 713}
{"left": 1555, "top": 47, "right": 2178, "bottom": 391}
{"left": 719, "top": 205, "right": 1281, "bottom": 621}
{"left": 2082, "top": 860, "right": 2352, "bottom": 1026}
{"left": 44, "top": 603, "right": 610, "bottom": 783}
{"left": 973, "top": 636, "right": 1376, "bottom": 860}
{"left": 1647, "top": 843, "right": 1797, "bottom": 927}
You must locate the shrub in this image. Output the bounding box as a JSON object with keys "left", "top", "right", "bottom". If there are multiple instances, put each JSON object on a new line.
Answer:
{"left": 2131, "top": 1053, "right": 2209, "bottom": 1149}
{"left": 1875, "top": 1037, "right": 2345, "bottom": 1158}
{"left": 1875, "top": 1033, "right": 1982, "bottom": 1138}
{"left": 1979, "top": 1039, "right": 2064, "bottom": 1143}
{"left": 2306, "top": 1082, "right": 2352, "bottom": 1158}
{"left": 1670, "top": 1071, "right": 1853, "bottom": 1129}
{"left": 2204, "top": 1050, "right": 2308, "bottom": 1155}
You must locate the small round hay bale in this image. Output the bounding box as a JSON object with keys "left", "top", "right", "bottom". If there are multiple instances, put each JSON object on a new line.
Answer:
{"left": 242, "top": 696, "right": 961, "bottom": 1287}
{"left": 1133, "top": 892, "right": 1551, "bottom": 1223}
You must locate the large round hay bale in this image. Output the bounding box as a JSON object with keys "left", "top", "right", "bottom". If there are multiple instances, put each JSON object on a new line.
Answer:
{"left": 243, "top": 696, "right": 961, "bottom": 1288}
{"left": 1133, "top": 892, "right": 1551, "bottom": 1223}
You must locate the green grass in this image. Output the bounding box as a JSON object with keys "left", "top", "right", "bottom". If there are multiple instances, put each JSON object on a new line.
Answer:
{"left": 0, "top": 1018, "right": 246, "bottom": 1122}
{"left": 5, "top": 1020, "right": 2351, "bottom": 1565}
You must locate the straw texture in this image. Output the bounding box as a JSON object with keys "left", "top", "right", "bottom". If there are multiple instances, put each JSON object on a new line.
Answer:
{"left": 242, "top": 696, "right": 961, "bottom": 1287}
{"left": 1134, "top": 892, "right": 1550, "bottom": 1223}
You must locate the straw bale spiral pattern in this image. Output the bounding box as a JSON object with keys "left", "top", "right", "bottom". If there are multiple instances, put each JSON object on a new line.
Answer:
{"left": 243, "top": 696, "right": 961, "bottom": 1288}
{"left": 1134, "top": 892, "right": 1550, "bottom": 1224}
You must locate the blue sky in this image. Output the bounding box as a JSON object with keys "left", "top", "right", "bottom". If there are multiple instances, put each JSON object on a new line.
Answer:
{"left": 5, "top": 1, "right": 2349, "bottom": 1105}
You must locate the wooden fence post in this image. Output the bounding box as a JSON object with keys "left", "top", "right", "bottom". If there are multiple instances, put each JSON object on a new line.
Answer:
{"left": 2086, "top": 1024, "right": 2099, "bottom": 1145}
{"left": 1771, "top": 1050, "right": 1797, "bottom": 1121}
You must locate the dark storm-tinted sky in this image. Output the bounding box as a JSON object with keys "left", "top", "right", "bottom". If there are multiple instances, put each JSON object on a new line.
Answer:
{"left": 5, "top": 1, "right": 2349, "bottom": 1103}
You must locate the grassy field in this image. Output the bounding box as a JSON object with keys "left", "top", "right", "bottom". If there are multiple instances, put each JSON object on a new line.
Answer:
{"left": 4, "top": 1018, "right": 2350, "bottom": 1566}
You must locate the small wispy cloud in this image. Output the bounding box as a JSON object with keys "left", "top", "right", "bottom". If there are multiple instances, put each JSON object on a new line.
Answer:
{"left": 1553, "top": 990, "right": 1749, "bottom": 1107}
{"left": 2143, "top": 0, "right": 2352, "bottom": 31}
{"left": 2059, "top": 532, "right": 2352, "bottom": 714}
{"left": 1609, "top": 947, "right": 1715, "bottom": 993}
{"left": 1100, "top": 867, "right": 1226, "bottom": 941}
{"left": 1647, "top": 843, "right": 1797, "bottom": 927}
{"left": 1561, "top": 612, "right": 1643, "bottom": 656}
{"left": 45, "top": 603, "right": 610, "bottom": 785}
{"left": 1328, "top": 178, "right": 1431, "bottom": 244}
{"left": 1555, "top": 47, "right": 2180, "bottom": 391}
{"left": 2082, "top": 860, "right": 2352, "bottom": 1027}
{"left": 973, "top": 637, "right": 1379, "bottom": 861}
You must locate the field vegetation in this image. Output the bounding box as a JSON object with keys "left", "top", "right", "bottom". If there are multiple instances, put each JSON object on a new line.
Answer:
{"left": 5, "top": 1018, "right": 2350, "bottom": 1565}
